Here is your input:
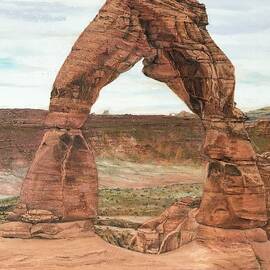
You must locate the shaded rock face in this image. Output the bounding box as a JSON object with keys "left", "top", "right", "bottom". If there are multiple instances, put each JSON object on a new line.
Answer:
{"left": 131, "top": 196, "right": 269, "bottom": 254}
{"left": 12, "top": 0, "right": 267, "bottom": 231}
{"left": 257, "top": 153, "right": 270, "bottom": 238}
{"left": 197, "top": 160, "right": 266, "bottom": 229}
{"left": 94, "top": 225, "right": 137, "bottom": 250}
{"left": 131, "top": 197, "right": 200, "bottom": 254}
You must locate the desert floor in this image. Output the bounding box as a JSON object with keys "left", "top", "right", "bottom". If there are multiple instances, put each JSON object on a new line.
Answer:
{"left": 0, "top": 234, "right": 269, "bottom": 270}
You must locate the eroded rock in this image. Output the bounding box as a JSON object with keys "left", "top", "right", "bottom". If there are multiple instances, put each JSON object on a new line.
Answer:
{"left": 196, "top": 225, "right": 268, "bottom": 244}
{"left": 21, "top": 210, "right": 60, "bottom": 224}
{"left": 94, "top": 226, "right": 136, "bottom": 250}
{"left": 19, "top": 129, "right": 98, "bottom": 221}
{"left": 0, "top": 222, "right": 31, "bottom": 239}
{"left": 196, "top": 118, "right": 267, "bottom": 229}
{"left": 131, "top": 197, "right": 199, "bottom": 254}
{"left": 257, "top": 153, "right": 270, "bottom": 239}
{"left": 0, "top": 220, "right": 94, "bottom": 239}
{"left": 197, "top": 160, "right": 267, "bottom": 229}
{"left": 30, "top": 220, "right": 94, "bottom": 239}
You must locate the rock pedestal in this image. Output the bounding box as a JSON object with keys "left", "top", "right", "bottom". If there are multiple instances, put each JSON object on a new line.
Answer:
{"left": 0, "top": 220, "right": 94, "bottom": 239}
{"left": 0, "top": 129, "right": 98, "bottom": 238}
{"left": 19, "top": 129, "right": 98, "bottom": 221}
{"left": 197, "top": 119, "right": 267, "bottom": 229}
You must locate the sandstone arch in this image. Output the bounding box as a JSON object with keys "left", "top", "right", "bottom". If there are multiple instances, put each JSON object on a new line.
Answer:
{"left": 12, "top": 0, "right": 267, "bottom": 231}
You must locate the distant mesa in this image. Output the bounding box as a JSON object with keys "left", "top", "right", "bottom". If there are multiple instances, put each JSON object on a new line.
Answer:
{"left": 170, "top": 111, "right": 196, "bottom": 118}
{"left": 246, "top": 106, "right": 270, "bottom": 121}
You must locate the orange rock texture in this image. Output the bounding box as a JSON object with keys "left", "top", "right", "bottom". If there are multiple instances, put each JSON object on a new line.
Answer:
{"left": 19, "top": 130, "right": 98, "bottom": 221}
{"left": 10, "top": 0, "right": 267, "bottom": 231}
{"left": 131, "top": 197, "right": 200, "bottom": 254}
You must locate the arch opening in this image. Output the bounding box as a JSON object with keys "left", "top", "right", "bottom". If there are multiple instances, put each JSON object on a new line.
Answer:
{"left": 92, "top": 60, "right": 189, "bottom": 115}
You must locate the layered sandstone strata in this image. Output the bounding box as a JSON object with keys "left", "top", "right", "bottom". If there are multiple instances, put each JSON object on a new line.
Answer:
{"left": 11, "top": 130, "right": 98, "bottom": 221}
{"left": 257, "top": 153, "right": 270, "bottom": 238}
{"left": 197, "top": 119, "right": 267, "bottom": 228}
{"left": 0, "top": 110, "right": 204, "bottom": 173}
{"left": 0, "top": 220, "right": 94, "bottom": 239}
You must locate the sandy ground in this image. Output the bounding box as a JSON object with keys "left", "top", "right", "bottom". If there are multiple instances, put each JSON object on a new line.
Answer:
{"left": 0, "top": 234, "right": 268, "bottom": 270}
{"left": 0, "top": 161, "right": 204, "bottom": 197}
{"left": 97, "top": 160, "right": 204, "bottom": 189}
{"left": 0, "top": 170, "right": 25, "bottom": 197}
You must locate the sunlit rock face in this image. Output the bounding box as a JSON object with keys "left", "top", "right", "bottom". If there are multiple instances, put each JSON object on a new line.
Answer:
{"left": 8, "top": 0, "right": 267, "bottom": 233}
{"left": 19, "top": 130, "right": 98, "bottom": 221}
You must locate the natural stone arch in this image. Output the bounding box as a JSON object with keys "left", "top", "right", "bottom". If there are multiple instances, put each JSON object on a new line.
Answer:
{"left": 12, "top": 0, "right": 267, "bottom": 231}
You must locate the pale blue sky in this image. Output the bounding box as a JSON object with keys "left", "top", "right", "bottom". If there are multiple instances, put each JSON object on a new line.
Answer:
{"left": 0, "top": 0, "right": 269, "bottom": 114}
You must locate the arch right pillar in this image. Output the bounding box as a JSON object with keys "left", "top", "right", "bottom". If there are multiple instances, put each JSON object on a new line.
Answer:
{"left": 132, "top": 0, "right": 268, "bottom": 229}
{"left": 197, "top": 118, "right": 267, "bottom": 228}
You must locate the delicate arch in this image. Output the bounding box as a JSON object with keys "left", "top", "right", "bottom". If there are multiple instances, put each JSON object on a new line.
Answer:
{"left": 14, "top": 0, "right": 267, "bottom": 230}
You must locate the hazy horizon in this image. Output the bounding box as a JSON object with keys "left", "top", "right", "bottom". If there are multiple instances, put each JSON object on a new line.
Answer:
{"left": 1, "top": 0, "right": 270, "bottom": 114}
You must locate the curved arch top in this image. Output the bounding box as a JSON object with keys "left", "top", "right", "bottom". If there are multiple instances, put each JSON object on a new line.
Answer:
{"left": 46, "top": 0, "right": 238, "bottom": 129}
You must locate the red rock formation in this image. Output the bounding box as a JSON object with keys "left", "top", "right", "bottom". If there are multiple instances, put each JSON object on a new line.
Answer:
{"left": 0, "top": 220, "right": 94, "bottom": 239}
{"left": 257, "top": 153, "right": 270, "bottom": 238}
{"left": 131, "top": 197, "right": 200, "bottom": 254}
{"left": 5, "top": 0, "right": 267, "bottom": 238}
{"left": 197, "top": 119, "right": 267, "bottom": 229}
{"left": 131, "top": 196, "right": 268, "bottom": 254}
{"left": 19, "top": 130, "right": 98, "bottom": 220}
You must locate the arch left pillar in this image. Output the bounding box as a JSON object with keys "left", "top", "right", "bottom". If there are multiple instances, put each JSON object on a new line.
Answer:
{"left": 19, "top": 129, "right": 98, "bottom": 221}
{"left": 4, "top": 0, "right": 149, "bottom": 227}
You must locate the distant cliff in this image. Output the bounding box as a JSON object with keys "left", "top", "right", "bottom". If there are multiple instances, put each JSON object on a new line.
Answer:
{"left": 246, "top": 107, "right": 270, "bottom": 121}
{"left": 0, "top": 109, "right": 269, "bottom": 172}
{"left": 0, "top": 109, "right": 203, "bottom": 171}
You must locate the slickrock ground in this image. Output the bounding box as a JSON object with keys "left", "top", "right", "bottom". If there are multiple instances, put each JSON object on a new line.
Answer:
{"left": 0, "top": 198, "right": 269, "bottom": 270}
{"left": 0, "top": 235, "right": 269, "bottom": 270}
